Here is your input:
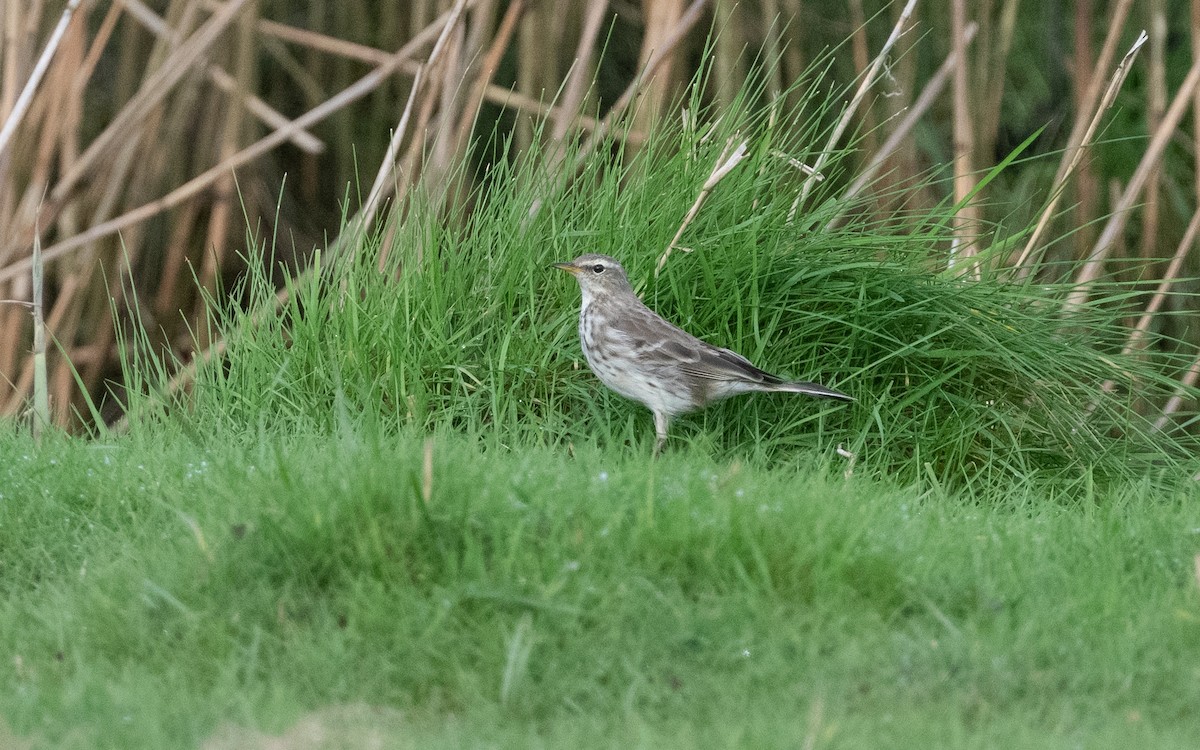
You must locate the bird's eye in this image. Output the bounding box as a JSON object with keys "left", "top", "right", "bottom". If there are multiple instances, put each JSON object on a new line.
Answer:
{"left": 592, "top": 264, "right": 605, "bottom": 274}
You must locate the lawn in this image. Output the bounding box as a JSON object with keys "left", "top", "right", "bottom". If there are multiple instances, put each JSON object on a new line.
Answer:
{"left": 3, "top": 426, "right": 1199, "bottom": 748}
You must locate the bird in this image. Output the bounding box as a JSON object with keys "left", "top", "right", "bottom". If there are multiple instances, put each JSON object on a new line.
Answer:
{"left": 553, "top": 253, "right": 852, "bottom": 454}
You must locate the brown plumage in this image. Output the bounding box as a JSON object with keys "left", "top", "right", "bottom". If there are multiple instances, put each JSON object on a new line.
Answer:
{"left": 554, "top": 253, "right": 852, "bottom": 454}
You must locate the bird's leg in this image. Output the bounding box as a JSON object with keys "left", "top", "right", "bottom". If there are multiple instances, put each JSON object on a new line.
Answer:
{"left": 653, "top": 411, "right": 670, "bottom": 457}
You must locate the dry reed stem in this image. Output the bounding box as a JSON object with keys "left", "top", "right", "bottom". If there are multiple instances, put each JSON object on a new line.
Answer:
{"left": 523, "top": 0, "right": 708, "bottom": 222}
{"left": 154, "top": 199, "right": 202, "bottom": 319}
{"left": 114, "top": 3, "right": 494, "bottom": 425}
{"left": 363, "top": 0, "right": 469, "bottom": 237}
{"left": 75, "top": 1, "right": 122, "bottom": 96}
{"left": 30, "top": 230, "right": 48, "bottom": 439}
{"left": 422, "top": 438, "right": 434, "bottom": 506}
{"left": 1089, "top": 206, "right": 1200, "bottom": 406}
{"left": 1154, "top": 0, "right": 1200, "bottom": 429}
{"left": 50, "top": 0, "right": 251, "bottom": 205}
{"left": 254, "top": 8, "right": 611, "bottom": 138}
{"left": 450, "top": 0, "right": 527, "bottom": 167}
{"left": 777, "top": 0, "right": 805, "bottom": 92}
{"left": 1154, "top": 354, "right": 1200, "bottom": 431}
{"left": 204, "top": 2, "right": 260, "bottom": 308}
{"left": 428, "top": 20, "right": 466, "bottom": 194}
{"left": 1066, "top": 53, "right": 1200, "bottom": 312}
{"left": 848, "top": 0, "right": 876, "bottom": 157}
{"left": 551, "top": 0, "right": 610, "bottom": 143}
{"left": 1123, "top": 206, "right": 1200, "bottom": 354}
{"left": 0, "top": 3, "right": 473, "bottom": 288}
{"left": 1, "top": 259, "right": 84, "bottom": 418}
{"left": 541, "top": 0, "right": 642, "bottom": 178}
{"left": 1, "top": 4, "right": 21, "bottom": 124}
{"left": 1070, "top": 0, "right": 1099, "bottom": 260}
{"left": 1140, "top": 0, "right": 1168, "bottom": 263}
{"left": 947, "top": 0, "right": 979, "bottom": 273}
{"left": 1194, "top": 0, "right": 1200, "bottom": 202}
{"left": 122, "top": 0, "right": 324, "bottom": 154}
{"left": 761, "top": 0, "right": 785, "bottom": 101}
{"left": 638, "top": 0, "right": 688, "bottom": 124}
{"left": 570, "top": 0, "right": 711, "bottom": 177}
{"left": 363, "top": 68, "right": 428, "bottom": 245}
{"left": 787, "top": 0, "right": 918, "bottom": 223}
{"left": 0, "top": 0, "right": 83, "bottom": 160}
{"left": 392, "top": 63, "right": 447, "bottom": 221}
{"left": 655, "top": 137, "right": 748, "bottom": 276}
{"left": 1013, "top": 0, "right": 1137, "bottom": 271}
{"left": 832, "top": 22, "right": 978, "bottom": 224}
{"left": 978, "top": 0, "right": 1020, "bottom": 152}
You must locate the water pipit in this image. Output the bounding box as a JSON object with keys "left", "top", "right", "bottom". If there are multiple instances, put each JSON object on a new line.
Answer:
{"left": 554, "top": 253, "right": 852, "bottom": 454}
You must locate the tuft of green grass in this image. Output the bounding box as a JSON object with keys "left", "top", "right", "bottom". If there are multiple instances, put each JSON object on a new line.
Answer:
{"left": 114, "top": 68, "right": 1200, "bottom": 494}
{"left": 2, "top": 425, "right": 1200, "bottom": 748}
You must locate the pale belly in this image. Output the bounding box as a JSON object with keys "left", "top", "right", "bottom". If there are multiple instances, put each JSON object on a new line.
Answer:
{"left": 579, "top": 306, "right": 699, "bottom": 416}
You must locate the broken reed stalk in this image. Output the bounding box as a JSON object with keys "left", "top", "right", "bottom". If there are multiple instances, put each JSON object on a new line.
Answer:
{"left": 787, "top": 0, "right": 917, "bottom": 223}
{"left": 0, "top": 0, "right": 83, "bottom": 160}
{"left": 1066, "top": 54, "right": 1200, "bottom": 312}
{"left": 1013, "top": 0, "right": 1138, "bottom": 272}
{"left": 655, "top": 137, "right": 748, "bottom": 277}
{"left": 0, "top": 258, "right": 86, "bottom": 419}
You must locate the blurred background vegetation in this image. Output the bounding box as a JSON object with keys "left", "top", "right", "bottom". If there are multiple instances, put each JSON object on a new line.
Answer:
{"left": 0, "top": 0, "right": 1196, "bottom": 432}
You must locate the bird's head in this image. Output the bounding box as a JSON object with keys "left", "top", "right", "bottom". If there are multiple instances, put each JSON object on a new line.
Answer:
{"left": 552, "top": 254, "right": 634, "bottom": 302}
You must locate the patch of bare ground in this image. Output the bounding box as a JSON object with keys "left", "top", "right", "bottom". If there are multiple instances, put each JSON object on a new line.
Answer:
{"left": 201, "top": 704, "right": 408, "bottom": 750}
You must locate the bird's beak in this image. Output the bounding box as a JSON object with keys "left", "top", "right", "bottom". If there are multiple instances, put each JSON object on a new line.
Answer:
{"left": 552, "top": 261, "right": 579, "bottom": 275}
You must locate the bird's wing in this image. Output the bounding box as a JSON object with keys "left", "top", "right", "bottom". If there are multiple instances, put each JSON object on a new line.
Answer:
{"left": 610, "top": 303, "right": 781, "bottom": 383}
{"left": 659, "top": 339, "right": 779, "bottom": 383}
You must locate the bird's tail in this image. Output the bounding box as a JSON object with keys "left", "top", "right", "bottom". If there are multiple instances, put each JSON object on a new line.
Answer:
{"left": 771, "top": 380, "right": 853, "bottom": 401}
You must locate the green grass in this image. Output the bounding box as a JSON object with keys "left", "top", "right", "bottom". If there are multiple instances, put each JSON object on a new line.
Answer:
{"left": 113, "top": 66, "right": 1196, "bottom": 496}
{"left": 3, "top": 425, "right": 1200, "bottom": 748}
{"left": 8, "top": 51, "right": 1200, "bottom": 749}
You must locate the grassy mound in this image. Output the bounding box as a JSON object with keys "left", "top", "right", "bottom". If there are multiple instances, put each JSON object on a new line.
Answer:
{"left": 131, "top": 93, "right": 1198, "bottom": 492}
